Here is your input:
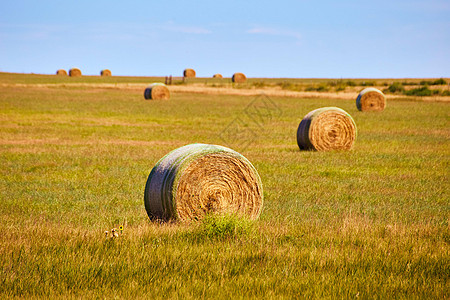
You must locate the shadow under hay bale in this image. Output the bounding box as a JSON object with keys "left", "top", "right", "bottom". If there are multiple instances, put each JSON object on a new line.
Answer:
{"left": 232, "top": 72, "right": 246, "bottom": 83}
{"left": 144, "top": 143, "right": 263, "bottom": 222}
{"left": 56, "top": 69, "right": 67, "bottom": 76}
{"left": 100, "top": 69, "right": 111, "bottom": 76}
{"left": 213, "top": 74, "right": 223, "bottom": 78}
{"left": 69, "top": 68, "right": 82, "bottom": 77}
{"left": 183, "top": 68, "right": 196, "bottom": 78}
{"left": 356, "top": 88, "right": 386, "bottom": 111}
{"left": 297, "top": 107, "right": 357, "bottom": 151}
{"left": 144, "top": 83, "right": 170, "bottom": 100}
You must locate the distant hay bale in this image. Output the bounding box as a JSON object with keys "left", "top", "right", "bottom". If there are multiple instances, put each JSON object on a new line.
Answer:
{"left": 213, "top": 74, "right": 223, "bottom": 78}
{"left": 144, "top": 83, "right": 170, "bottom": 100}
{"left": 356, "top": 88, "right": 386, "bottom": 111}
{"left": 144, "top": 143, "right": 263, "bottom": 222}
{"left": 100, "top": 69, "right": 111, "bottom": 76}
{"left": 297, "top": 107, "right": 357, "bottom": 151}
{"left": 232, "top": 72, "right": 246, "bottom": 83}
{"left": 56, "top": 69, "right": 67, "bottom": 76}
{"left": 69, "top": 68, "right": 82, "bottom": 77}
{"left": 183, "top": 68, "right": 196, "bottom": 78}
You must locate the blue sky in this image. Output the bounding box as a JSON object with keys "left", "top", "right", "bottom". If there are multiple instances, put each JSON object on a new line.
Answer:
{"left": 1, "top": 0, "right": 449, "bottom": 78}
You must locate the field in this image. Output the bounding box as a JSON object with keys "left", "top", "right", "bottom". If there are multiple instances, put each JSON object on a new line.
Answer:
{"left": 1, "top": 73, "right": 449, "bottom": 298}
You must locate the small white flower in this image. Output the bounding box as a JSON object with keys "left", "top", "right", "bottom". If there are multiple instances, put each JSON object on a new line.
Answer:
{"left": 111, "top": 228, "right": 119, "bottom": 238}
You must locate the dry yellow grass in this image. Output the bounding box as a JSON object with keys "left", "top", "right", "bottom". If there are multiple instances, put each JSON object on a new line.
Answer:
{"left": 69, "top": 68, "right": 82, "bottom": 77}
{"left": 100, "top": 69, "right": 112, "bottom": 76}
{"left": 1, "top": 81, "right": 449, "bottom": 102}
{"left": 144, "top": 83, "right": 170, "bottom": 100}
{"left": 183, "top": 68, "right": 196, "bottom": 78}
{"left": 144, "top": 144, "right": 263, "bottom": 221}
{"left": 297, "top": 107, "right": 357, "bottom": 151}
{"left": 356, "top": 88, "right": 386, "bottom": 111}
{"left": 0, "top": 74, "right": 448, "bottom": 298}
{"left": 232, "top": 72, "right": 246, "bottom": 83}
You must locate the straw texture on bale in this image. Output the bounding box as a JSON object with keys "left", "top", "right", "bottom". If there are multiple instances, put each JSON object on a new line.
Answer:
{"left": 144, "top": 143, "right": 263, "bottom": 222}
{"left": 69, "top": 68, "right": 82, "bottom": 77}
{"left": 213, "top": 74, "right": 223, "bottom": 78}
{"left": 232, "top": 72, "right": 246, "bottom": 83}
{"left": 356, "top": 88, "right": 386, "bottom": 111}
{"left": 56, "top": 69, "right": 67, "bottom": 76}
{"left": 100, "top": 69, "right": 111, "bottom": 76}
{"left": 297, "top": 107, "right": 357, "bottom": 151}
{"left": 144, "top": 83, "right": 170, "bottom": 100}
{"left": 183, "top": 68, "right": 196, "bottom": 78}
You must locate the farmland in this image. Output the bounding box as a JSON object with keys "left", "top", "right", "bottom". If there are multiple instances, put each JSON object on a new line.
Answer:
{"left": 0, "top": 73, "right": 449, "bottom": 298}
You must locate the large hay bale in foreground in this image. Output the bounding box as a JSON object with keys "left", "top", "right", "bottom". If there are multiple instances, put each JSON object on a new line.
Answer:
{"left": 100, "top": 69, "right": 111, "bottom": 76}
{"left": 69, "top": 68, "right": 82, "bottom": 77}
{"left": 356, "top": 88, "right": 386, "bottom": 111}
{"left": 213, "top": 74, "right": 223, "bottom": 78}
{"left": 232, "top": 72, "right": 246, "bottom": 83}
{"left": 297, "top": 107, "right": 357, "bottom": 151}
{"left": 144, "top": 83, "right": 170, "bottom": 100}
{"left": 144, "top": 143, "right": 263, "bottom": 222}
{"left": 183, "top": 68, "right": 196, "bottom": 78}
{"left": 56, "top": 69, "right": 67, "bottom": 76}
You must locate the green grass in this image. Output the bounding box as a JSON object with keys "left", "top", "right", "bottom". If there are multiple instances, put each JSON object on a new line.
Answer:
{"left": 0, "top": 73, "right": 449, "bottom": 298}
{"left": 384, "top": 82, "right": 405, "bottom": 94}
{"left": 404, "top": 86, "right": 440, "bottom": 96}
{"left": 193, "top": 214, "right": 255, "bottom": 240}
{"left": 383, "top": 81, "right": 448, "bottom": 97}
{"left": 0, "top": 72, "right": 167, "bottom": 85}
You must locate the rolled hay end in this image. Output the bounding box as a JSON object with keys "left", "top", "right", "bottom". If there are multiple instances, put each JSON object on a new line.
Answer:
{"left": 100, "top": 69, "right": 111, "bottom": 76}
{"left": 144, "top": 144, "right": 263, "bottom": 222}
{"left": 356, "top": 88, "right": 386, "bottom": 111}
{"left": 144, "top": 83, "right": 170, "bottom": 100}
{"left": 232, "top": 72, "right": 246, "bottom": 83}
{"left": 183, "top": 68, "right": 196, "bottom": 78}
{"left": 69, "top": 68, "right": 82, "bottom": 77}
{"left": 56, "top": 69, "right": 67, "bottom": 76}
{"left": 213, "top": 74, "right": 223, "bottom": 78}
{"left": 297, "top": 107, "right": 357, "bottom": 151}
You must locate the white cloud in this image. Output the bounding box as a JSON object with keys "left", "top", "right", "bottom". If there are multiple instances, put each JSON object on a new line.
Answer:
{"left": 0, "top": 23, "right": 70, "bottom": 41}
{"left": 160, "top": 22, "right": 211, "bottom": 34}
{"left": 409, "top": 0, "right": 450, "bottom": 12}
{"left": 246, "top": 26, "right": 301, "bottom": 41}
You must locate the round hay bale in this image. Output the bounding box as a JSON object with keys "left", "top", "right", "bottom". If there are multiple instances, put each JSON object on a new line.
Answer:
{"left": 213, "top": 74, "right": 223, "bottom": 78}
{"left": 69, "top": 68, "right": 82, "bottom": 77}
{"left": 183, "top": 68, "right": 196, "bottom": 78}
{"left": 56, "top": 69, "right": 67, "bottom": 76}
{"left": 100, "top": 69, "right": 111, "bottom": 76}
{"left": 144, "top": 83, "right": 170, "bottom": 100}
{"left": 232, "top": 72, "right": 246, "bottom": 83}
{"left": 297, "top": 107, "right": 357, "bottom": 151}
{"left": 144, "top": 143, "right": 263, "bottom": 222}
{"left": 356, "top": 88, "right": 386, "bottom": 111}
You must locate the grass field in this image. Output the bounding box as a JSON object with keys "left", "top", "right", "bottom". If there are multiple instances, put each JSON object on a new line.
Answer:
{"left": 1, "top": 73, "right": 449, "bottom": 298}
